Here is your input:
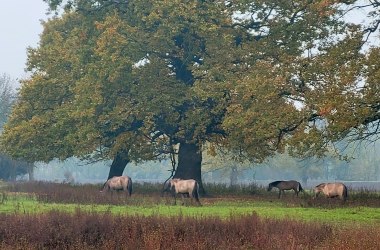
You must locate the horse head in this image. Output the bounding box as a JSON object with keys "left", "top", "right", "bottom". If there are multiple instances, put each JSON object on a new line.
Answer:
{"left": 161, "top": 180, "right": 172, "bottom": 196}
{"left": 313, "top": 183, "right": 326, "bottom": 198}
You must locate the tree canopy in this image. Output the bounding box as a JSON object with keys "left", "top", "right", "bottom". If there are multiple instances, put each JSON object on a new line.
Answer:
{"left": 1, "top": 0, "right": 379, "bottom": 185}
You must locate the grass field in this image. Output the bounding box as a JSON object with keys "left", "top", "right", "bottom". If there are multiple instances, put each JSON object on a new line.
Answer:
{"left": 1, "top": 193, "right": 380, "bottom": 225}
{"left": 0, "top": 181, "right": 380, "bottom": 249}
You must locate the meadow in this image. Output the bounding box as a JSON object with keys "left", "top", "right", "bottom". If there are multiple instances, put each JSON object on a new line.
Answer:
{"left": 0, "top": 181, "right": 380, "bottom": 249}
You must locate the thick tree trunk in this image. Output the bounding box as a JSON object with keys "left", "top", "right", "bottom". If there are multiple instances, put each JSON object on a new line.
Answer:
{"left": 173, "top": 141, "right": 205, "bottom": 195}
{"left": 107, "top": 151, "right": 130, "bottom": 180}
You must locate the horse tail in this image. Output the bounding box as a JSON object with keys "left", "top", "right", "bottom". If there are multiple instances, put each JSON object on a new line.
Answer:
{"left": 193, "top": 181, "right": 201, "bottom": 204}
{"left": 128, "top": 177, "right": 133, "bottom": 196}
{"left": 342, "top": 185, "right": 348, "bottom": 201}
{"left": 298, "top": 183, "right": 304, "bottom": 192}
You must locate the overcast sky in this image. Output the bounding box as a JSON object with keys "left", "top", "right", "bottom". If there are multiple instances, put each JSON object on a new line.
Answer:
{"left": 0, "top": 1, "right": 49, "bottom": 86}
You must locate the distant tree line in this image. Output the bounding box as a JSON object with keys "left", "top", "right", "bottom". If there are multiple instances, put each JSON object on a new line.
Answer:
{"left": 0, "top": 74, "right": 32, "bottom": 180}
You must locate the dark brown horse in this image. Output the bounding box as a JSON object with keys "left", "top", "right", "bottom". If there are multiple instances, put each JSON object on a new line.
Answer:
{"left": 314, "top": 182, "right": 347, "bottom": 201}
{"left": 162, "top": 178, "right": 201, "bottom": 205}
{"left": 101, "top": 176, "right": 132, "bottom": 197}
{"left": 267, "top": 180, "right": 304, "bottom": 198}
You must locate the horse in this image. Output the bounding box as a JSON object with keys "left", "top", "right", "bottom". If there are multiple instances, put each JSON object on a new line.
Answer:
{"left": 162, "top": 178, "right": 201, "bottom": 206}
{"left": 100, "top": 176, "right": 133, "bottom": 197}
{"left": 314, "top": 182, "right": 347, "bottom": 202}
{"left": 267, "top": 180, "right": 304, "bottom": 198}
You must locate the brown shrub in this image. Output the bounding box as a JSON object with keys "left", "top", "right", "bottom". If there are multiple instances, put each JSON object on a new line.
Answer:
{"left": 0, "top": 211, "right": 336, "bottom": 249}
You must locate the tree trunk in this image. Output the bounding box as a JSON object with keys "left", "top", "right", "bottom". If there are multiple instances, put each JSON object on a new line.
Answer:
{"left": 10, "top": 159, "right": 16, "bottom": 181}
{"left": 174, "top": 141, "right": 205, "bottom": 195}
{"left": 28, "top": 163, "right": 35, "bottom": 181}
{"left": 107, "top": 151, "right": 130, "bottom": 180}
{"left": 230, "top": 166, "right": 238, "bottom": 186}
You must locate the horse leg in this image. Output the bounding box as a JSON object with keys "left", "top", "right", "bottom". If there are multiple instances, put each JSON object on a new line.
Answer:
{"left": 125, "top": 189, "right": 129, "bottom": 198}
{"left": 194, "top": 193, "right": 201, "bottom": 206}
{"left": 181, "top": 194, "right": 186, "bottom": 206}
{"left": 189, "top": 193, "right": 196, "bottom": 206}
{"left": 339, "top": 194, "right": 346, "bottom": 203}
{"left": 278, "top": 190, "right": 281, "bottom": 198}
{"left": 173, "top": 193, "right": 177, "bottom": 205}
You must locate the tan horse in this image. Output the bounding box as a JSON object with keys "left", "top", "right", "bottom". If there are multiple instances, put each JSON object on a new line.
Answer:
{"left": 267, "top": 180, "right": 304, "bottom": 198}
{"left": 314, "top": 182, "right": 347, "bottom": 201}
{"left": 162, "top": 178, "right": 201, "bottom": 205}
{"left": 101, "top": 176, "right": 132, "bottom": 197}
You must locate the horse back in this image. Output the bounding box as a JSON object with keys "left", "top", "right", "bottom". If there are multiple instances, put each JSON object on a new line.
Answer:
{"left": 173, "top": 179, "right": 196, "bottom": 193}
{"left": 108, "top": 176, "right": 130, "bottom": 189}
{"left": 274, "top": 180, "right": 300, "bottom": 190}
{"left": 326, "top": 183, "right": 347, "bottom": 197}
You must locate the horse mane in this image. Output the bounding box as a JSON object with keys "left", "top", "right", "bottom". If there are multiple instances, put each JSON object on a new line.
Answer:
{"left": 269, "top": 181, "right": 283, "bottom": 186}
{"left": 315, "top": 183, "right": 326, "bottom": 188}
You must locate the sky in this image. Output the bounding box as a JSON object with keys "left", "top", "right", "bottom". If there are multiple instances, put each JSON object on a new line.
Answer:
{"left": 0, "top": 1, "right": 50, "bottom": 87}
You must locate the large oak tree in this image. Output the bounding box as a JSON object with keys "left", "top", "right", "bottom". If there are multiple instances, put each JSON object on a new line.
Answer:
{"left": 1, "top": 0, "right": 379, "bottom": 193}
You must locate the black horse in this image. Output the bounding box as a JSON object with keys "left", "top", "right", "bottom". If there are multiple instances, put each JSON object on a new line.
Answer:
{"left": 267, "top": 180, "right": 304, "bottom": 198}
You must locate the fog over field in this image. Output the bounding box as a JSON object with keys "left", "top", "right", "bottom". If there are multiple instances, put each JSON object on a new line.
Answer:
{"left": 26, "top": 139, "right": 380, "bottom": 191}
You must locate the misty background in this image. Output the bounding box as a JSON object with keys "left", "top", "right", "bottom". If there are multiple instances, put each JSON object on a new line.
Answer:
{"left": 18, "top": 139, "right": 379, "bottom": 190}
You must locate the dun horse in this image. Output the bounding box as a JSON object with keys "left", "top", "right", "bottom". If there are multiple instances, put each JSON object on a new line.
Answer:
{"left": 314, "top": 182, "right": 347, "bottom": 201}
{"left": 267, "top": 180, "right": 304, "bottom": 198}
{"left": 162, "top": 178, "right": 201, "bottom": 205}
{"left": 101, "top": 176, "right": 133, "bottom": 197}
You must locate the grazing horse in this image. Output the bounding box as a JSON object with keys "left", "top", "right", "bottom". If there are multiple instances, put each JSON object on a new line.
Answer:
{"left": 162, "top": 178, "right": 201, "bottom": 205}
{"left": 101, "top": 176, "right": 132, "bottom": 197}
{"left": 267, "top": 180, "right": 304, "bottom": 198}
{"left": 314, "top": 182, "right": 347, "bottom": 201}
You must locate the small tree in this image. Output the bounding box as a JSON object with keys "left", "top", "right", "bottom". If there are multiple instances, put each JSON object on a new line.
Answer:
{"left": 0, "top": 74, "right": 15, "bottom": 130}
{"left": 0, "top": 74, "right": 34, "bottom": 181}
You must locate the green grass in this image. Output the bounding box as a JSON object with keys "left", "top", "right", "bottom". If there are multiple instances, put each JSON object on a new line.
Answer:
{"left": 2, "top": 193, "right": 380, "bottom": 225}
